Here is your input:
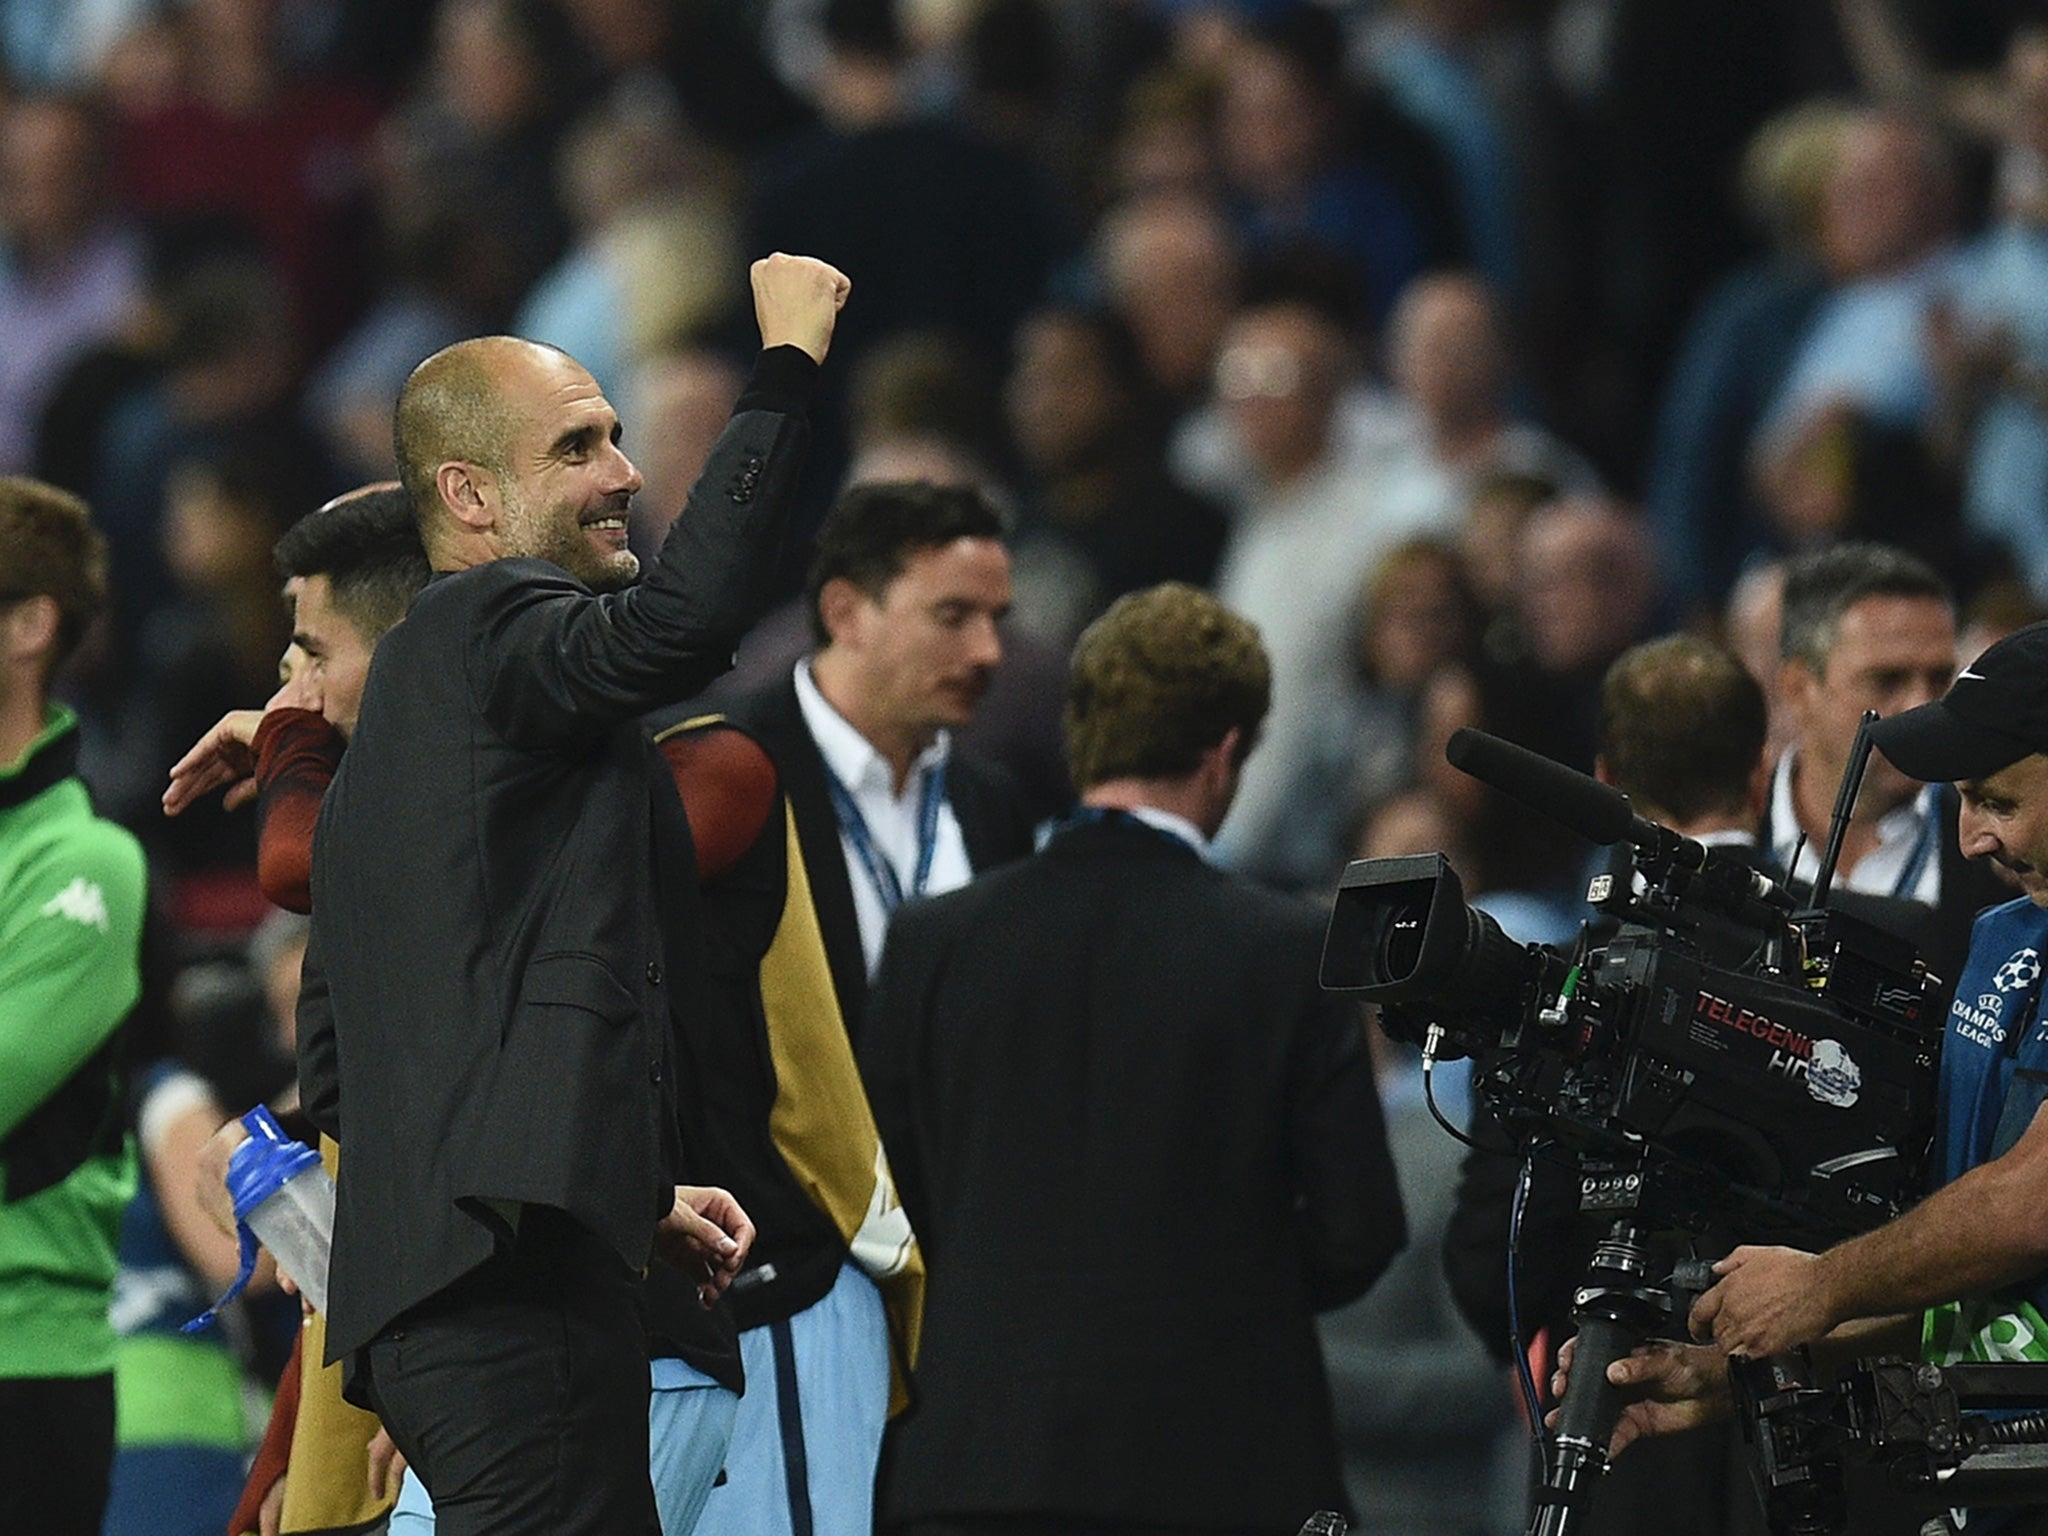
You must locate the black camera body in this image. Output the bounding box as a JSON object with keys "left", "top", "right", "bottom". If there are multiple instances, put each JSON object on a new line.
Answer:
{"left": 1321, "top": 838, "right": 1943, "bottom": 1243}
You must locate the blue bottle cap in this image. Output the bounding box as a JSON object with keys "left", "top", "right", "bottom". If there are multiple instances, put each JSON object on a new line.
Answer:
{"left": 182, "top": 1106, "right": 320, "bottom": 1334}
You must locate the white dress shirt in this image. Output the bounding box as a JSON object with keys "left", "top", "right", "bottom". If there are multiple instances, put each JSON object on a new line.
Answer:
{"left": 794, "top": 659, "right": 974, "bottom": 977}
{"left": 1766, "top": 749, "right": 1943, "bottom": 906}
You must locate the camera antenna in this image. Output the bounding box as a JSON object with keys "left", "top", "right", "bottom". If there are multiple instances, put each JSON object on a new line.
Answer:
{"left": 1810, "top": 709, "right": 1880, "bottom": 908}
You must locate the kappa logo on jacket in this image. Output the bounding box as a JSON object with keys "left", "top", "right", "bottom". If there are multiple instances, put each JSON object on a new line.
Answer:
{"left": 39, "top": 876, "right": 109, "bottom": 932}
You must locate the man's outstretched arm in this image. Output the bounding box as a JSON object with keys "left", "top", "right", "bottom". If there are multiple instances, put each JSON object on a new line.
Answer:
{"left": 1694, "top": 1100, "right": 2048, "bottom": 1358}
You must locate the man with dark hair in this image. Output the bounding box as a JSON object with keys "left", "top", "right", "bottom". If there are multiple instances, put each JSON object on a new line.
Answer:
{"left": 0, "top": 478, "right": 148, "bottom": 1536}
{"left": 859, "top": 582, "right": 1404, "bottom": 1536}
{"left": 165, "top": 482, "right": 424, "bottom": 818}
{"left": 163, "top": 481, "right": 428, "bottom": 1536}
{"left": 297, "top": 254, "right": 846, "bottom": 1535}
{"left": 775, "top": 477, "right": 1028, "bottom": 994}
{"left": 657, "top": 476, "right": 1033, "bottom": 1536}
{"left": 1765, "top": 541, "right": 2006, "bottom": 975}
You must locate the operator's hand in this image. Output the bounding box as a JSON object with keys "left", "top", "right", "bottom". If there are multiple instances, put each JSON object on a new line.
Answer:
{"left": 1547, "top": 1333, "right": 1734, "bottom": 1458}
{"left": 751, "top": 254, "right": 851, "bottom": 365}
{"left": 1689, "top": 1245, "right": 1833, "bottom": 1357}
{"left": 654, "top": 1184, "right": 755, "bottom": 1306}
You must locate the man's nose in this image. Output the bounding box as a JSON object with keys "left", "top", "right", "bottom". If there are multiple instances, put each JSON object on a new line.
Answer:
{"left": 607, "top": 443, "right": 644, "bottom": 496}
{"left": 1958, "top": 801, "right": 1998, "bottom": 861}
{"left": 969, "top": 615, "right": 1003, "bottom": 669}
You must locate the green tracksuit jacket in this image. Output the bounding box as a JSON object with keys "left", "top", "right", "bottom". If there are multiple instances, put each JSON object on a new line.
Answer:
{"left": 0, "top": 705, "right": 146, "bottom": 1379}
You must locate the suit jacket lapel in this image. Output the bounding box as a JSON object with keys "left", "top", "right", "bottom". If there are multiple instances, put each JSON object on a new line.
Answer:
{"left": 758, "top": 675, "right": 873, "bottom": 1033}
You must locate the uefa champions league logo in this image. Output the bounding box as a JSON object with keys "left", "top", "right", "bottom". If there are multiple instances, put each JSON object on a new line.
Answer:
{"left": 1994, "top": 949, "right": 2042, "bottom": 995}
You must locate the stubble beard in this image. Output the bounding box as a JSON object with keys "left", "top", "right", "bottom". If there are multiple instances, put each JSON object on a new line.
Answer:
{"left": 503, "top": 485, "right": 640, "bottom": 592}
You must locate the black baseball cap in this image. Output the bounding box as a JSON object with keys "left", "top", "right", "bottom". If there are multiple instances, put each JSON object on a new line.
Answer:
{"left": 1868, "top": 619, "right": 2048, "bottom": 783}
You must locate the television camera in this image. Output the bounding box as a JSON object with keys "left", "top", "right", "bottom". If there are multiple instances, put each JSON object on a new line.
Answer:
{"left": 1320, "top": 726, "right": 1947, "bottom": 1536}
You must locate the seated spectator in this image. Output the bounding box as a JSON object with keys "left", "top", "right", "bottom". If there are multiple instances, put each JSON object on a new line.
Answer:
{"left": 1643, "top": 99, "right": 1857, "bottom": 617}
{"left": 1212, "top": 3, "right": 1454, "bottom": 325}
{"left": 1004, "top": 303, "right": 1228, "bottom": 648}
{"left": 1751, "top": 111, "right": 1957, "bottom": 473}
{"left": 112, "top": 0, "right": 384, "bottom": 352}
{"left": 1209, "top": 292, "right": 1448, "bottom": 882}
{"left": 1372, "top": 269, "right": 1601, "bottom": 534}
{"left": 1259, "top": 537, "right": 1482, "bottom": 893}
{"left": 0, "top": 92, "right": 145, "bottom": 475}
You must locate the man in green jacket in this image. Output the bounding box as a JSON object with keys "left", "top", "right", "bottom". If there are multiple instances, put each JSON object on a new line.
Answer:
{"left": 0, "top": 476, "right": 149, "bottom": 1535}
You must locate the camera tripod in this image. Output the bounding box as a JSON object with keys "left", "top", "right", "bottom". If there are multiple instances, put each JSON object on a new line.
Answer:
{"left": 1525, "top": 1161, "right": 1721, "bottom": 1536}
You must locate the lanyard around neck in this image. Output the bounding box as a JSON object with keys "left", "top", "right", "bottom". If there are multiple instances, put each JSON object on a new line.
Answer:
{"left": 1889, "top": 800, "right": 1940, "bottom": 903}
{"left": 824, "top": 758, "right": 947, "bottom": 914}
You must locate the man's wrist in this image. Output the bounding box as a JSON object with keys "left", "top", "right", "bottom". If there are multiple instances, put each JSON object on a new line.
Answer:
{"left": 736, "top": 345, "right": 820, "bottom": 417}
{"left": 1809, "top": 1244, "right": 1853, "bottom": 1338}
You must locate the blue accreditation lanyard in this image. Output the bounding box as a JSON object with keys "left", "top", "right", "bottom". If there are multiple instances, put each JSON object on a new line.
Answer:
{"left": 1890, "top": 794, "right": 1940, "bottom": 902}
{"left": 824, "top": 759, "right": 947, "bottom": 913}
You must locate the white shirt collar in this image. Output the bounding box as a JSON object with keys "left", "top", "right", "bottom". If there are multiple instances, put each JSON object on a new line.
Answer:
{"left": 1121, "top": 804, "right": 1212, "bottom": 858}
{"left": 1767, "top": 747, "right": 1940, "bottom": 898}
{"left": 793, "top": 656, "right": 950, "bottom": 799}
{"left": 1691, "top": 827, "right": 1758, "bottom": 849}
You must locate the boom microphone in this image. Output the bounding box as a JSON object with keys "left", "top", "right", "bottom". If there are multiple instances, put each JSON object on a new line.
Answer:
{"left": 1444, "top": 727, "right": 1794, "bottom": 925}
{"left": 1444, "top": 727, "right": 1639, "bottom": 846}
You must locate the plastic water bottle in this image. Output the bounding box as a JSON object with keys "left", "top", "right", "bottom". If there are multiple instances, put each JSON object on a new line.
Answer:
{"left": 183, "top": 1106, "right": 334, "bottom": 1332}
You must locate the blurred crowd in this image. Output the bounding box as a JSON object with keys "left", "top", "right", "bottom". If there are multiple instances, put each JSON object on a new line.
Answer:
{"left": 13, "top": 0, "right": 2048, "bottom": 1531}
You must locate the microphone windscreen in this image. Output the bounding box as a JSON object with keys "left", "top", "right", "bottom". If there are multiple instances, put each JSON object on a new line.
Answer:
{"left": 1445, "top": 727, "right": 1635, "bottom": 846}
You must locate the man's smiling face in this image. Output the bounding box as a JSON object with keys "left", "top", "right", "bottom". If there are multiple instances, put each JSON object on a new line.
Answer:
{"left": 1959, "top": 753, "right": 2048, "bottom": 906}
{"left": 493, "top": 347, "right": 644, "bottom": 592}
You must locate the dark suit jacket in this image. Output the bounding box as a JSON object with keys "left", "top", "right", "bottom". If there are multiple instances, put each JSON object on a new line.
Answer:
{"left": 298, "top": 349, "right": 814, "bottom": 1368}
{"left": 715, "top": 671, "right": 1037, "bottom": 1038}
{"left": 859, "top": 814, "right": 1406, "bottom": 1529}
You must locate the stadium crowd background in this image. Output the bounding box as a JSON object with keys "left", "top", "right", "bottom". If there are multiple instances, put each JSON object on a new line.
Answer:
{"left": 10, "top": 0, "right": 2048, "bottom": 1531}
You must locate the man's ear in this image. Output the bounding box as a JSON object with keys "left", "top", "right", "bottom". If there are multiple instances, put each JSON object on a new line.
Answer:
{"left": 815, "top": 576, "right": 868, "bottom": 649}
{"left": 1, "top": 593, "right": 59, "bottom": 665}
{"left": 1777, "top": 656, "right": 1818, "bottom": 726}
{"left": 1204, "top": 725, "right": 1248, "bottom": 793}
{"left": 435, "top": 461, "right": 496, "bottom": 533}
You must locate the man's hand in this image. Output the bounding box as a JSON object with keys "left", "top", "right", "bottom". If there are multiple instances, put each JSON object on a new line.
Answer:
{"left": 163, "top": 656, "right": 328, "bottom": 816}
{"left": 1547, "top": 1333, "right": 1734, "bottom": 1458}
{"left": 366, "top": 1425, "right": 407, "bottom": 1504}
{"left": 164, "top": 709, "right": 267, "bottom": 815}
{"left": 193, "top": 1119, "right": 249, "bottom": 1239}
{"left": 654, "top": 1184, "right": 755, "bottom": 1305}
{"left": 751, "top": 254, "right": 850, "bottom": 365}
{"left": 257, "top": 1472, "right": 287, "bottom": 1536}
{"left": 1690, "top": 1245, "right": 1836, "bottom": 1357}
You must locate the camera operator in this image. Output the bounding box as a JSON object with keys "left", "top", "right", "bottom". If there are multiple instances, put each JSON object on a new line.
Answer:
{"left": 1447, "top": 634, "right": 1934, "bottom": 1536}
{"left": 1556, "top": 619, "right": 2048, "bottom": 1534}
